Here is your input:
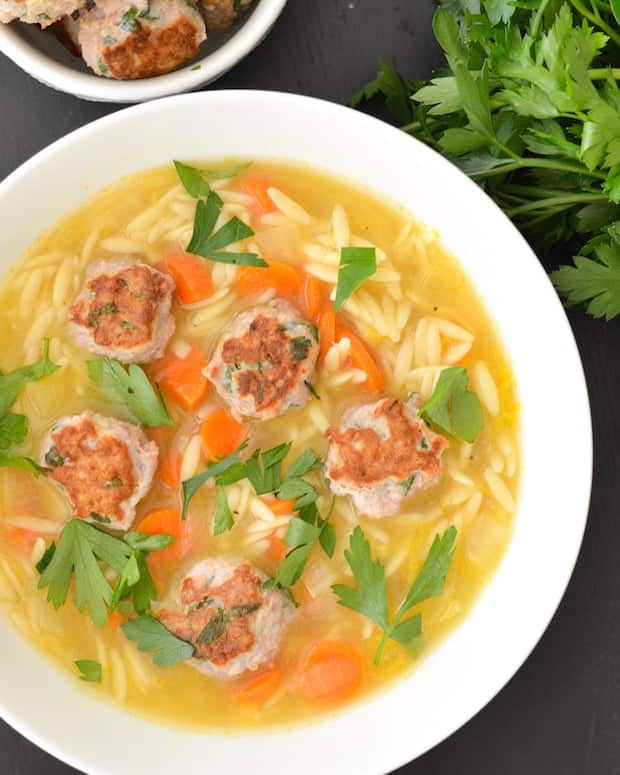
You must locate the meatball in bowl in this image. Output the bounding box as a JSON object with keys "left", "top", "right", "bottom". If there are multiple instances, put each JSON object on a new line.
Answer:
{"left": 0, "top": 0, "right": 288, "bottom": 101}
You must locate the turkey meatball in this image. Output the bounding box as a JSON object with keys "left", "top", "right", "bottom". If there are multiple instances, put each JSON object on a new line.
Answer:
{"left": 68, "top": 258, "right": 175, "bottom": 364}
{"left": 156, "top": 558, "right": 294, "bottom": 679}
{"left": 76, "top": 0, "right": 206, "bottom": 79}
{"left": 205, "top": 299, "right": 319, "bottom": 421}
{"left": 325, "top": 397, "right": 448, "bottom": 518}
{"left": 40, "top": 411, "right": 158, "bottom": 531}
{"left": 200, "top": 0, "right": 253, "bottom": 30}
{"left": 0, "top": 0, "right": 81, "bottom": 27}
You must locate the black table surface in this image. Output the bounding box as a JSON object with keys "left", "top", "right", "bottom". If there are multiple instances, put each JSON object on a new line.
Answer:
{"left": 1, "top": 1, "right": 619, "bottom": 773}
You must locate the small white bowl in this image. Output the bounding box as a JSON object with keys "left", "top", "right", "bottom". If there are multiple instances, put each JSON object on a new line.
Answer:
{"left": 0, "top": 91, "right": 592, "bottom": 774}
{"left": 0, "top": 0, "right": 287, "bottom": 102}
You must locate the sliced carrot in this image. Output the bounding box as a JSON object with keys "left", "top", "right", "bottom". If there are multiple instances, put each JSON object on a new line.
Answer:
{"left": 267, "top": 498, "right": 297, "bottom": 516}
{"left": 317, "top": 304, "right": 336, "bottom": 361}
{"left": 107, "top": 610, "right": 127, "bottom": 628}
{"left": 237, "top": 260, "right": 303, "bottom": 299}
{"left": 158, "top": 451, "right": 181, "bottom": 490}
{"left": 162, "top": 252, "right": 215, "bottom": 305}
{"left": 156, "top": 347, "right": 209, "bottom": 411}
{"left": 233, "top": 667, "right": 282, "bottom": 704}
{"left": 267, "top": 532, "right": 289, "bottom": 564}
{"left": 5, "top": 528, "right": 36, "bottom": 556}
{"left": 200, "top": 409, "right": 246, "bottom": 461}
{"left": 297, "top": 640, "right": 364, "bottom": 701}
{"left": 303, "top": 274, "right": 324, "bottom": 319}
{"left": 238, "top": 178, "right": 277, "bottom": 216}
{"left": 335, "top": 324, "right": 385, "bottom": 394}
{"left": 139, "top": 508, "right": 183, "bottom": 577}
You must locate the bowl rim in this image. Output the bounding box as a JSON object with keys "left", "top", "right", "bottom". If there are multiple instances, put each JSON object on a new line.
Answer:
{"left": 0, "top": 0, "right": 288, "bottom": 102}
{"left": 0, "top": 90, "right": 593, "bottom": 775}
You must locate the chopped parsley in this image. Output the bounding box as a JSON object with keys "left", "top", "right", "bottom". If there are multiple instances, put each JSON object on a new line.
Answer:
{"left": 289, "top": 336, "right": 312, "bottom": 362}
{"left": 75, "top": 659, "right": 102, "bottom": 683}
{"left": 334, "top": 247, "right": 377, "bottom": 311}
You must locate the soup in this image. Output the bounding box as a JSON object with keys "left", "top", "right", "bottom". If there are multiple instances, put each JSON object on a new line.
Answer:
{"left": 0, "top": 160, "right": 519, "bottom": 730}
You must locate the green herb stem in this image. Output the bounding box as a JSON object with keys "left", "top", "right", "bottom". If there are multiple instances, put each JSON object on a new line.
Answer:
{"left": 587, "top": 68, "right": 620, "bottom": 80}
{"left": 567, "top": 0, "right": 620, "bottom": 45}
{"left": 531, "top": 0, "right": 554, "bottom": 39}
{"left": 469, "top": 157, "right": 607, "bottom": 181}
{"left": 506, "top": 193, "right": 609, "bottom": 217}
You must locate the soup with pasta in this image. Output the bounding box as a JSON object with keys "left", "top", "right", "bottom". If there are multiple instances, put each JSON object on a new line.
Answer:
{"left": 0, "top": 160, "right": 519, "bottom": 729}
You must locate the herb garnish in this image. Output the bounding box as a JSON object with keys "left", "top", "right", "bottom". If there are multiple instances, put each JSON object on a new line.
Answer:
{"left": 87, "top": 358, "right": 174, "bottom": 428}
{"left": 334, "top": 247, "right": 377, "bottom": 311}
{"left": 350, "top": 2, "right": 620, "bottom": 321}
{"left": 122, "top": 615, "right": 195, "bottom": 667}
{"left": 75, "top": 659, "right": 102, "bottom": 683}
{"left": 419, "top": 366, "right": 484, "bottom": 443}
{"left": 38, "top": 521, "right": 174, "bottom": 627}
{"left": 0, "top": 339, "right": 60, "bottom": 476}
{"left": 174, "top": 160, "right": 252, "bottom": 194}
{"left": 333, "top": 525, "right": 457, "bottom": 664}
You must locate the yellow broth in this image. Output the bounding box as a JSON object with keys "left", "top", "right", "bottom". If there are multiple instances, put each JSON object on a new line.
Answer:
{"left": 0, "top": 161, "right": 519, "bottom": 730}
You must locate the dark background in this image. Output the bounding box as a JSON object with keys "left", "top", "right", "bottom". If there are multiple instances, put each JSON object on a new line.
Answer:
{"left": 0, "top": 1, "right": 618, "bottom": 772}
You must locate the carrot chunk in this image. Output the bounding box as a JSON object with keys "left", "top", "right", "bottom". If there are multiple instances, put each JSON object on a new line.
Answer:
{"left": 317, "top": 304, "right": 336, "bottom": 361}
{"left": 238, "top": 178, "right": 277, "bottom": 216}
{"left": 162, "top": 252, "right": 215, "bottom": 305}
{"left": 156, "top": 347, "right": 209, "bottom": 411}
{"left": 200, "top": 409, "right": 246, "bottom": 461}
{"left": 138, "top": 508, "right": 182, "bottom": 574}
{"left": 297, "top": 640, "right": 364, "bottom": 701}
{"left": 267, "top": 532, "right": 289, "bottom": 564}
{"left": 237, "top": 260, "right": 303, "bottom": 299}
{"left": 5, "top": 528, "right": 36, "bottom": 556}
{"left": 267, "top": 498, "right": 297, "bottom": 516}
{"left": 335, "top": 324, "right": 385, "bottom": 394}
{"left": 303, "top": 274, "right": 324, "bottom": 319}
{"left": 107, "top": 610, "right": 127, "bottom": 628}
{"left": 233, "top": 667, "right": 282, "bottom": 704}
{"left": 158, "top": 451, "right": 181, "bottom": 490}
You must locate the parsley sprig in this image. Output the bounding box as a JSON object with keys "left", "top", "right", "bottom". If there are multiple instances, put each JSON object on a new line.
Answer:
{"left": 0, "top": 339, "right": 60, "bottom": 476}
{"left": 333, "top": 525, "right": 457, "bottom": 665}
{"left": 174, "top": 160, "right": 266, "bottom": 268}
{"left": 351, "top": 2, "right": 620, "bottom": 320}
{"left": 122, "top": 615, "right": 195, "bottom": 667}
{"left": 334, "top": 247, "right": 377, "bottom": 311}
{"left": 38, "top": 522, "right": 174, "bottom": 628}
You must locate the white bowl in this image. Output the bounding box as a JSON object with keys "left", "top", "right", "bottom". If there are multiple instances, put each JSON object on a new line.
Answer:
{"left": 0, "top": 91, "right": 592, "bottom": 774}
{"left": 0, "top": 0, "right": 287, "bottom": 102}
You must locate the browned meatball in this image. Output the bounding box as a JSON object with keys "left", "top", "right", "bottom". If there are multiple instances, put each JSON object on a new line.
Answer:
{"left": 200, "top": 0, "right": 253, "bottom": 31}
{"left": 0, "top": 0, "right": 81, "bottom": 27}
{"left": 76, "top": 0, "right": 206, "bottom": 79}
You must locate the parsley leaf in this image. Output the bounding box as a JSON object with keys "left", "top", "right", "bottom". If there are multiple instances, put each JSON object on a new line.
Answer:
{"left": 87, "top": 358, "right": 174, "bottom": 428}
{"left": 75, "top": 659, "right": 102, "bottom": 683}
{"left": 213, "top": 486, "right": 234, "bottom": 535}
{"left": 186, "top": 196, "right": 266, "bottom": 268}
{"left": 349, "top": 58, "right": 413, "bottom": 124}
{"left": 0, "top": 413, "right": 28, "bottom": 449}
{"left": 334, "top": 247, "right": 377, "bottom": 311}
{"left": 181, "top": 441, "right": 248, "bottom": 519}
{"left": 173, "top": 160, "right": 212, "bottom": 198}
{"left": 333, "top": 525, "right": 457, "bottom": 664}
{"left": 122, "top": 615, "right": 195, "bottom": 667}
{"left": 420, "top": 366, "right": 484, "bottom": 442}
{"left": 0, "top": 338, "right": 60, "bottom": 416}
{"left": 0, "top": 453, "right": 46, "bottom": 477}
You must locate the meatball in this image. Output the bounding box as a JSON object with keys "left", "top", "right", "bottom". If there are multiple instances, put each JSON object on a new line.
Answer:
{"left": 0, "top": 0, "right": 81, "bottom": 27}
{"left": 40, "top": 411, "right": 158, "bottom": 531}
{"left": 156, "top": 558, "right": 293, "bottom": 679}
{"left": 205, "top": 299, "right": 320, "bottom": 421}
{"left": 76, "top": 0, "right": 206, "bottom": 79}
{"left": 68, "top": 258, "right": 175, "bottom": 364}
{"left": 325, "top": 397, "right": 448, "bottom": 518}
{"left": 200, "top": 0, "right": 253, "bottom": 31}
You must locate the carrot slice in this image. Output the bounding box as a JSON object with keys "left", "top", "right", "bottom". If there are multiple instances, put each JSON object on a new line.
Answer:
{"left": 303, "top": 274, "right": 324, "bottom": 319}
{"left": 238, "top": 178, "right": 277, "bottom": 216}
{"left": 156, "top": 347, "right": 209, "bottom": 411}
{"left": 335, "top": 324, "right": 385, "bottom": 394}
{"left": 158, "top": 451, "right": 181, "bottom": 490}
{"left": 297, "top": 640, "right": 364, "bottom": 701}
{"left": 233, "top": 667, "right": 282, "bottom": 704}
{"left": 267, "top": 532, "right": 288, "bottom": 564}
{"left": 107, "top": 610, "right": 127, "bottom": 628}
{"left": 138, "top": 508, "right": 182, "bottom": 575}
{"left": 317, "top": 304, "right": 336, "bottom": 361}
{"left": 267, "top": 498, "right": 297, "bottom": 516}
{"left": 237, "top": 260, "right": 303, "bottom": 299}
{"left": 162, "top": 252, "right": 215, "bottom": 305}
{"left": 200, "top": 409, "right": 246, "bottom": 461}
{"left": 5, "top": 528, "right": 36, "bottom": 556}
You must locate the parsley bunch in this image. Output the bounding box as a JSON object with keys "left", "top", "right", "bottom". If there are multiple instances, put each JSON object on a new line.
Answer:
{"left": 351, "top": 0, "right": 620, "bottom": 320}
